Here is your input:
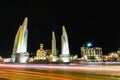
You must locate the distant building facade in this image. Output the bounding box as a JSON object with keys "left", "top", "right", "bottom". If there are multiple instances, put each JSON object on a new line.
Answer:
{"left": 81, "top": 47, "right": 102, "bottom": 61}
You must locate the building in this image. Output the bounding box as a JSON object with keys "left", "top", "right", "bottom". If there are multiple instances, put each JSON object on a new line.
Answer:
{"left": 81, "top": 47, "right": 102, "bottom": 61}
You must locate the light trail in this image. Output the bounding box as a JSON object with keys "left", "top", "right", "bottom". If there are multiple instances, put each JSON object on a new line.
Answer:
{"left": 0, "top": 68, "right": 72, "bottom": 80}
{"left": 0, "top": 64, "right": 120, "bottom": 71}
{"left": 0, "top": 75, "right": 13, "bottom": 80}
{"left": 1, "top": 64, "right": 120, "bottom": 72}
{"left": 0, "top": 64, "right": 120, "bottom": 80}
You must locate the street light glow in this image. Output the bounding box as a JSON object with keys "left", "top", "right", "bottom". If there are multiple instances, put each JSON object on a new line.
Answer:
{"left": 87, "top": 42, "right": 92, "bottom": 47}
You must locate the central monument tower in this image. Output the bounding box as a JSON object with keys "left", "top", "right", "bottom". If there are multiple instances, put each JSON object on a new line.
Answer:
{"left": 11, "top": 17, "right": 29, "bottom": 63}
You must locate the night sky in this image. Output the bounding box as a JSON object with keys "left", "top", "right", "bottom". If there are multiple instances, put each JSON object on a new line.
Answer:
{"left": 0, "top": 1, "right": 120, "bottom": 57}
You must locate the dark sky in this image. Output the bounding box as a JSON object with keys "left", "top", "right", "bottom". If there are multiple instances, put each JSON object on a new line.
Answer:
{"left": 0, "top": 1, "right": 120, "bottom": 57}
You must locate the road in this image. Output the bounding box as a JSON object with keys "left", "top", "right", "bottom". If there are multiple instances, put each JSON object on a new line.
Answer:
{"left": 0, "top": 63, "right": 120, "bottom": 80}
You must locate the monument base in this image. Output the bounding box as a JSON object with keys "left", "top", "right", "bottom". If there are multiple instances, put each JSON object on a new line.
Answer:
{"left": 11, "top": 52, "right": 29, "bottom": 63}
{"left": 11, "top": 54, "right": 16, "bottom": 63}
{"left": 60, "top": 54, "right": 70, "bottom": 63}
{"left": 52, "top": 56, "right": 58, "bottom": 62}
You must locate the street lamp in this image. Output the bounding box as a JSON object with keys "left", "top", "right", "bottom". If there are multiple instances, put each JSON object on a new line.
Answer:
{"left": 87, "top": 42, "right": 92, "bottom": 48}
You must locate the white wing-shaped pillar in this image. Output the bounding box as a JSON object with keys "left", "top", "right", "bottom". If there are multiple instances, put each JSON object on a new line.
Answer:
{"left": 51, "top": 31, "right": 58, "bottom": 62}
{"left": 60, "top": 26, "right": 70, "bottom": 63}
{"left": 11, "top": 17, "right": 29, "bottom": 63}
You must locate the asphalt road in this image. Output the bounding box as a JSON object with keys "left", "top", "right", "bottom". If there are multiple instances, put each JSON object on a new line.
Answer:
{"left": 0, "top": 64, "right": 120, "bottom": 80}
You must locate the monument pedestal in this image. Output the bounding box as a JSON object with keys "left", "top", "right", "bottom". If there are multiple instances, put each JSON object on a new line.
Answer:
{"left": 52, "top": 56, "right": 58, "bottom": 62}
{"left": 11, "top": 52, "right": 29, "bottom": 63}
{"left": 60, "top": 54, "right": 70, "bottom": 63}
{"left": 11, "top": 54, "right": 16, "bottom": 63}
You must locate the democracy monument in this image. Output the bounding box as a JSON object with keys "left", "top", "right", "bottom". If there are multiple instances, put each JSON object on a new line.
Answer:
{"left": 1, "top": 17, "right": 119, "bottom": 64}
{"left": 11, "top": 17, "right": 70, "bottom": 63}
